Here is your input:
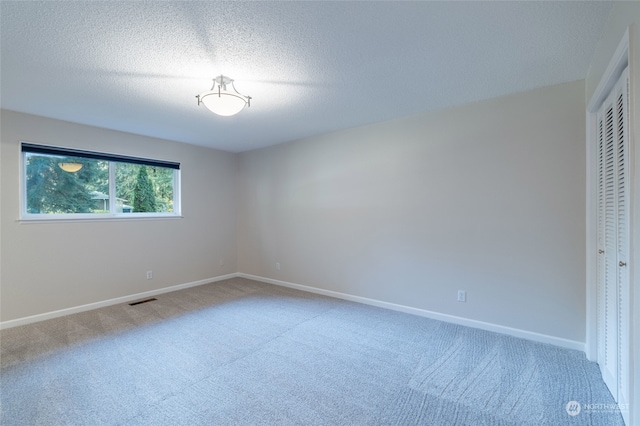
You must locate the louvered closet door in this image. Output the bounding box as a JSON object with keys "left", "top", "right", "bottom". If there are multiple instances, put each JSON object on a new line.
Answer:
{"left": 615, "top": 67, "right": 630, "bottom": 408}
{"left": 596, "top": 66, "right": 629, "bottom": 407}
{"left": 596, "top": 104, "right": 607, "bottom": 377}
{"left": 598, "top": 85, "right": 618, "bottom": 397}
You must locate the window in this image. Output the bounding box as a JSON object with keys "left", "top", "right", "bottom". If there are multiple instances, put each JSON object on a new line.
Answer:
{"left": 21, "top": 143, "right": 180, "bottom": 219}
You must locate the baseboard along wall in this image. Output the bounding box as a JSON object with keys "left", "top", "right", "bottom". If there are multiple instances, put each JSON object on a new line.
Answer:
{"left": 0, "top": 272, "right": 585, "bottom": 353}
{"left": 237, "top": 273, "right": 585, "bottom": 353}
{"left": 0, "top": 273, "right": 238, "bottom": 330}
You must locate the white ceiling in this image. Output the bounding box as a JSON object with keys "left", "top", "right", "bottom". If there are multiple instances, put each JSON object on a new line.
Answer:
{"left": 1, "top": 1, "right": 611, "bottom": 153}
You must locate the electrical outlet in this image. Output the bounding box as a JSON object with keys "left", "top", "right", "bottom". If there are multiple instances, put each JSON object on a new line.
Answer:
{"left": 219, "top": 258, "right": 225, "bottom": 267}
{"left": 146, "top": 271, "right": 153, "bottom": 280}
{"left": 457, "top": 290, "right": 466, "bottom": 302}
{"left": 275, "top": 262, "right": 281, "bottom": 271}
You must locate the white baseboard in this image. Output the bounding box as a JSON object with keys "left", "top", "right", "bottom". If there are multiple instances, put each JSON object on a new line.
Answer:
{"left": 1, "top": 272, "right": 586, "bottom": 353}
{"left": 238, "top": 273, "right": 585, "bottom": 352}
{"left": 0, "top": 273, "right": 239, "bottom": 330}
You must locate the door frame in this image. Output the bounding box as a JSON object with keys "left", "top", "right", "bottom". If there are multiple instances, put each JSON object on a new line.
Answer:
{"left": 585, "top": 26, "right": 635, "bottom": 425}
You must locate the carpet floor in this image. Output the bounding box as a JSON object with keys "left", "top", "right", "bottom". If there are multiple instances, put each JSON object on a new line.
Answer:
{"left": 0, "top": 277, "right": 625, "bottom": 425}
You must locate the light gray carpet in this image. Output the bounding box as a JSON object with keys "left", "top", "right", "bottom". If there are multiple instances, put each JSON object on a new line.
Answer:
{"left": 0, "top": 278, "right": 624, "bottom": 425}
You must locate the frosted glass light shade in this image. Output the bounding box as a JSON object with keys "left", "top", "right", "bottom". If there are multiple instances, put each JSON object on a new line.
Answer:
{"left": 200, "top": 91, "right": 248, "bottom": 116}
{"left": 197, "top": 75, "right": 251, "bottom": 117}
{"left": 58, "top": 163, "right": 83, "bottom": 172}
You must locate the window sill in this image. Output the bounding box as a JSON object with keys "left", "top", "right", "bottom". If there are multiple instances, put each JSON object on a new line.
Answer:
{"left": 18, "top": 214, "right": 184, "bottom": 224}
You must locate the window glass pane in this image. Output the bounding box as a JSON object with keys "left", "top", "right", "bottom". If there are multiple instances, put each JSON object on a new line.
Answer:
{"left": 25, "top": 153, "right": 109, "bottom": 214}
{"left": 115, "top": 163, "right": 174, "bottom": 213}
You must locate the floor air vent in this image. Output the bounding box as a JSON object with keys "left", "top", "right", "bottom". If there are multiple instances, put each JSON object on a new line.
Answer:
{"left": 129, "top": 298, "right": 157, "bottom": 306}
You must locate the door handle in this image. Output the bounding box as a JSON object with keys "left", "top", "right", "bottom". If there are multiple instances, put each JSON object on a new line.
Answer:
{"left": 619, "top": 261, "right": 627, "bottom": 267}
{"left": 599, "top": 249, "right": 604, "bottom": 254}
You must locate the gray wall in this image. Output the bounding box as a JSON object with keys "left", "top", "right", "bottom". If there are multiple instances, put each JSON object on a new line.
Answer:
{"left": 237, "top": 80, "right": 586, "bottom": 342}
{"left": 1, "top": 80, "right": 587, "bottom": 344}
{"left": 0, "top": 110, "right": 238, "bottom": 321}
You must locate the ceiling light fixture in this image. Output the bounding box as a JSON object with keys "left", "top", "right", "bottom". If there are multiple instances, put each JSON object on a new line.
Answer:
{"left": 196, "top": 75, "right": 251, "bottom": 117}
{"left": 58, "top": 162, "right": 83, "bottom": 173}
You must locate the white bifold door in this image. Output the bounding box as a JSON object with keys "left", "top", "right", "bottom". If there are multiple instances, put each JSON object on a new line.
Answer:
{"left": 596, "top": 66, "right": 630, "bottom": 411}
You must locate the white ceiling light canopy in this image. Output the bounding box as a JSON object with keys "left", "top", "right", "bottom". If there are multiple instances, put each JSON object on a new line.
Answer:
{"left": 196, "top": 75, "right": 251, "bottom": 117}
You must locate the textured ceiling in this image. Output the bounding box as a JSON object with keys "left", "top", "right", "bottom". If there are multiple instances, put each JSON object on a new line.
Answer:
{"left": 1, "top": 1, "right": 611, "bottom": 153}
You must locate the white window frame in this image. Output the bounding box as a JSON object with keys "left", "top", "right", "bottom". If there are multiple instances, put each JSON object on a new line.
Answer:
{"left": 20, "top": 142, "right": 182, "bottom": 221}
